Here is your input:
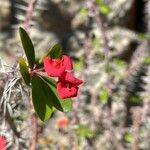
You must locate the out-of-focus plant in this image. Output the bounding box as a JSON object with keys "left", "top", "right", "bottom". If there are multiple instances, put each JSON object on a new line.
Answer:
{"left": 75, "top": 124, "right": 95, "bottom": 144}
{"left": 96, "top": 0, "right": 112, "bottom": 15}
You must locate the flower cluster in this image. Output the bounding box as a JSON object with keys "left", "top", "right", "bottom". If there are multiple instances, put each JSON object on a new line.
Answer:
{"left": 44, "top": 55, "right": 83, "bottom": 99}
{"left": 0, "top": 136, "right": 6, "bottom": 150}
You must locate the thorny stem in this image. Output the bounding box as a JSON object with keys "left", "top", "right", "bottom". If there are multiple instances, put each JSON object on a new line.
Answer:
{"left": 132, "top": 108, "right": 141, "bottom": 150}
{"left": 29, "top": 67, "right": 45, "bottom": 75}
{"left": 94, "top": 4, "right": 109, "bottom": 52}
{"left": 23, "top": 0, "right": 37, "bottom": 30}
{"left": 30, "top": 113, "right": 38, "bottom": 150}
{"left": 89, "top": 1, "right": 124, "bottom": 149}
{"left": 23, "top": 1, "right": 38, "bottom": 149}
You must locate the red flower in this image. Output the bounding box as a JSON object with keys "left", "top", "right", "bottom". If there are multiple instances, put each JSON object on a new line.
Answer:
{"left": 0, "top": 136, "right": 6, "bottom": 150}
{"left": 57, "top": 80, "right": 78, "bottom": 99}
{"left": 56, "top": 117, "right": 69, "bottom": 128}
{"left": 44, "top": 55, "right": 73, "bottom": 77}
{"left": 44, "top": 54, "right": 83, "bottom": 99}
{"left": 60, "top": 72, "right": 83, "bottom": 86}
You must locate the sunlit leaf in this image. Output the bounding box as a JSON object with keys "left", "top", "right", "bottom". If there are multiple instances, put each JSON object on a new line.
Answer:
{"left": 99, "top": 4, "right": 111, "bottom": 15}
{"left": 96, "top": 0, "right": 103, "bottom": 5}
{"left": 113, "top": 59, "right": 126, "bottom": 68}
{"left": 60, "top": 99, "right": 72, "bottom": 112}
{"left": 124, "top": 132, "right": 134, "bottom": 143}
{"left": 76, "top": 124, "right": 95, "bottom": 138}
{"left": 19, "top": 27, "right": 35, "bottom": 69}
{"left": 19, "top": 57, "right": 30, "bottom": 86}
{"left": 144, "top": 56, "right": 150, "bottom": 65}
{"left": 99, "top": 88, "right": 109, "bottom": 102}
{"left": 74, "top": 57, "right": 84, "bottom": 71}
{"left": 79, "top": 7, "right": 88, "bottom": 18}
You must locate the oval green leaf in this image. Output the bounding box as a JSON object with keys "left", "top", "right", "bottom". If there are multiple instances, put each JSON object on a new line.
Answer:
{"left": 19, "top": 27, "right": 35, "bottom": 69}
{"left": 40, "top": 75, "right": 72, "bottom": 112}
{"left": 19, "top": 57, "right": 30, "bottom": 86}
{"left": 48, "top": 44, "right": 63, "bottom": 58}
{"left": 39, "top": 75, "right": 63, "bottom": 112}
{"left": 31, "top": 75, "right": 53, "bottom": 121}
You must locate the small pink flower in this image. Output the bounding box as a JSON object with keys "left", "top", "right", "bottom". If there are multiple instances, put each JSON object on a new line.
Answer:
{"left": 44, "top": 55, "right": 73, "bottom": 77}
{"left": 56, "top": 117, "right": 69, "bottom": 128}
{"left": 57, "top": 80, "right": 78, "bottom": 99}
{"left": 0, "top": 136, "right": 6, "bottom": 150}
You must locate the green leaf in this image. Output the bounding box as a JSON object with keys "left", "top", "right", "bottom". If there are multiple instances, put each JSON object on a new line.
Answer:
{"left": 79, "top": 7, "right": 88, "bottom": 18}
{"left": 19, "top": 27, "right": 35, "bottom": 69}
{"left": 47, "top": 44, "right": 63, "bottom": 58}
{"left": 99, "top": 4, "right": 111, "bottom": 15}
{"left": 130, "top": 95, "right": 141, "bottom": 105}
{"left": 39, "top": 75, "right": 63, "bottom": 112}
{"left": 19, "top": 57, "right": 30, "bottom": 86}
{"left": 31, "top": 75, "right": 53, "bottom": 121}
{"left": 74, "top": 57, "right": 84, "bottom": 71}
{"left": 99, "top": 88, "right": 109, "bottom": 102}
{"left": 76, "top": 124, "right": 95, "bottom": 138}
{"left": 60, "top": 99, "right": 72, "bottom": 112}
{"left": 96, "top": 0, "right": 103, "bottom": 5}
{"left": 144, "top": 56, "right": 150, "bottom": 65}
{"left": 124, "top": 132, "right": 134, "bottom": 143}
{"left": 40, "top": 75, "right": 56, "bottom": 87}
{"left": 40, "top": 75, "right": 73, "bottom": 112}
{"left": 114, "top": 59, "right": 126, "bottom": 68}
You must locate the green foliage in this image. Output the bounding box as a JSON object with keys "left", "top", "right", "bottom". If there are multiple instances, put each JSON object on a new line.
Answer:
{"left": 47, "top": 44, "right": 63, "bottom": 58}
{"left": 96, "top": 0, "right": 103, "bottom": 5}
{"left": 19, "top": 27, "right": 35, "bottom": 69}
{"left": 130, "top": 95, "right": 141, "bottom": 105}
{"left": 124, "top": 132, "right": 134, "bottom": 143}
{"left": 96, "top": 0, "right": 111, "bottom": 15}
{"left": 31, "top": 73, "right": 73, "bottom": 121}
{"left": 91, "top": 36, "right": 101, "bottom": 49}
{"left": 31, "top": 75, "right": 54, "bottom": 121}
{"left": 144, "top": 56, "right": 150, "bottom": 65}
{"left": 40, "top": 75, "right": 73, "bottom": 112}
{"left": 113, "top": 59, "right": 126, "bottom": 68}
{"left": 138, "top": 33, "right": 150, "bottom": 41}
{"left": 19, "top": 27, "right": 73, "bottom": 121}
{"left": 99, "top": 4, "right": 111, "bottom": 15}
{"left": 40, "top": 75, "right": 63, "bottom": 112}
{"left": 99, "top": 88, "right": 109, "bottom": 102}
{"left": 79, "top": 7, "right": 88, "bottom": 18}
{"left": 60, "top": 99, "right": 73, "bottom": 112}
{"left": 74, "top": 57, "right": 84, "bottom": 71}
{"left": 76, "top": 124, "right": 95, "bottom": 139}
{"left": 19, "top": 57, "right": 30, "bottom": 86}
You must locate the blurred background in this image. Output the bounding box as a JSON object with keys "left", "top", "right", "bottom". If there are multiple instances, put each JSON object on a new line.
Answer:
{"left": 1, "top": 0, "right": 150, "bottom": 149}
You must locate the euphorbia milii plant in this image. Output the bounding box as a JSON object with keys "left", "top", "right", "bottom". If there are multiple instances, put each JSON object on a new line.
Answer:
{"left": 44, "top": 55, "right": 83, "bottom": 99}
{"left": 19, "top": 27, "right": 83, "bottom": 121}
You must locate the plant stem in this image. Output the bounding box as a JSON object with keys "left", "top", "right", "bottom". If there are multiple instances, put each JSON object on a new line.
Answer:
{"left": 31, "top": 68, "right": 45, "bottom": 74}
{"left": 30, "top": 113, "right": 38, "bottom": 150}
{"left": 23, "top": 0, "right": 37, "bottom": 30}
